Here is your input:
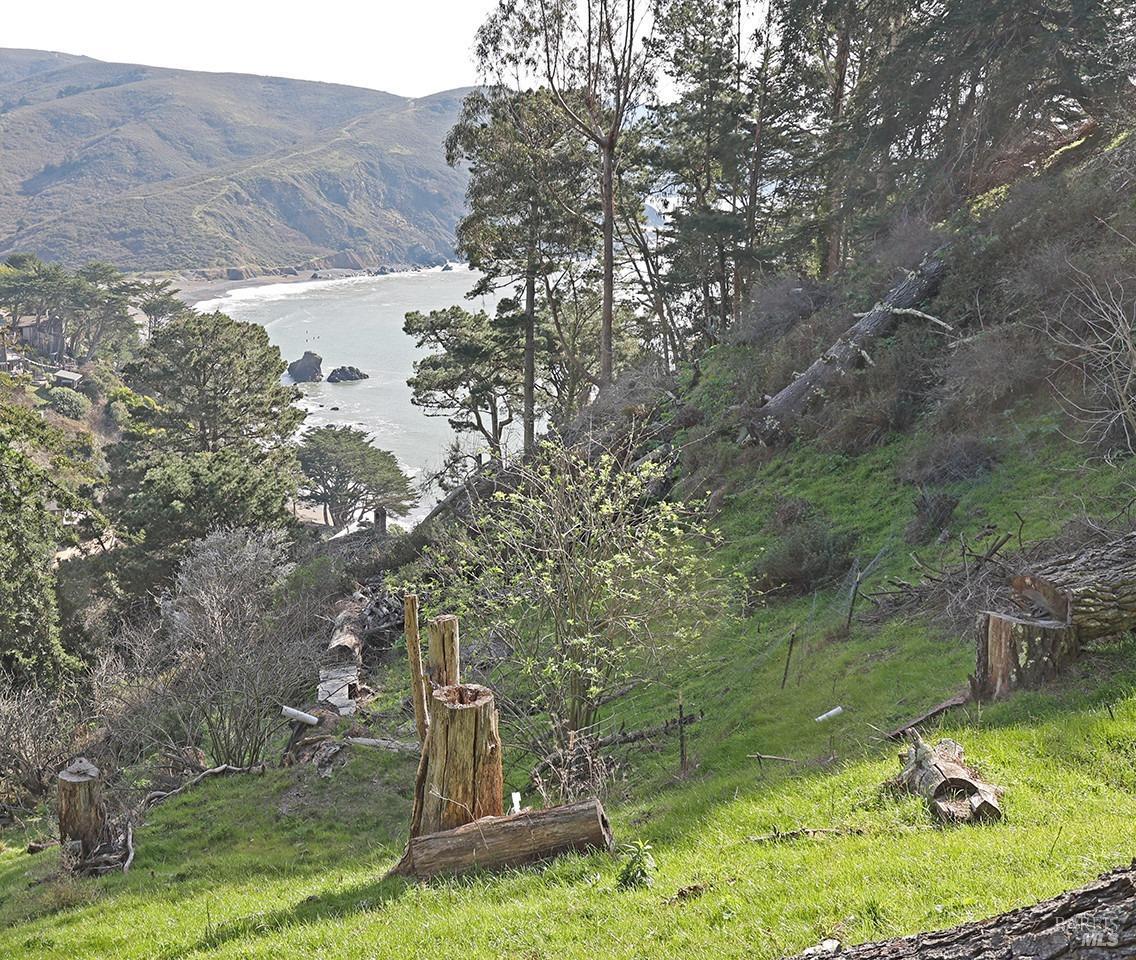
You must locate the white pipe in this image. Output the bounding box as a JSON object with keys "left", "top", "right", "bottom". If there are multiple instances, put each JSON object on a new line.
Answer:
{"left": 282, "top": 705, "right": 319, "bottom": 726}
{"left": 815, "top": 706, "right": 844, "bottom": 723}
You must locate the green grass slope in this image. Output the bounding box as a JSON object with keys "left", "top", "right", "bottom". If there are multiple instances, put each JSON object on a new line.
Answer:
{"left": 4, "top": 411, "right": 1136, "bottom": 959}
{"left": 0, "top": 50, "right": 467, "bottom": 271}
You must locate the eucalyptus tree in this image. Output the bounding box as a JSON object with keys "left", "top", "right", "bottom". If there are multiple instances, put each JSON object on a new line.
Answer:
{"left": 477, "top": 0, "right": 656, "bottom": 388}
{"left": 445, "top": 86, "right": 593, "bottom": 451}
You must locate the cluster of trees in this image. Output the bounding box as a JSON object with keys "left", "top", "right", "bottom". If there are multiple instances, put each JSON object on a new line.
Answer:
{"left": 0, "top": 255, "right": 189, "bottom": 367}
{"left": 410, "top": 0, "right": 1134, "bottom": 464}
{"left": 1, "top": 297, "right": 418, "bottom": 682}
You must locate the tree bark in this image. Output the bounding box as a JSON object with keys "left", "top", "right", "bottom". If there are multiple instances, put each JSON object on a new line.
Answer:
{"left": 394, "top": 798, "right": 614, "bottom": 880}
{"left": 426, "top": 615, "right": 460, "bottom": 688}
{"left": 748, "top": 250, "right": 947, "bottom": 445}
{"left": 1012, "top": 532, "right": 1136, "bottom": 641}
{"left": 599, "top": 138, "right": 615, "bottom": 389}
{"left": 785, "top": 862, "right": 1136, "bottom": 958}
{"left": 972, "top": 612, "right": 1078, "bottom": 701}
{"left": 57, "top": 758, "right": 106, "bottom": 857}
{"left": 891, "top": 732, "right": 1001, "bottom": 824}
{"left": 410, "top": 684, "right": 504, "bottom": 838}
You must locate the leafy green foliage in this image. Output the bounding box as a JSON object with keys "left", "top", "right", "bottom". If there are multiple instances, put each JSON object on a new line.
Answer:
{"left": 418, "top": 441, "right": 732, "bottom": 754}
{"left": 45, "top": 387, "right": 91, "bottom": 421}
{"left": 617, "top": 839, "right": 657, "bottom": 890}
{"left": 0, "top": 403, "right": 97, "bottom": 682}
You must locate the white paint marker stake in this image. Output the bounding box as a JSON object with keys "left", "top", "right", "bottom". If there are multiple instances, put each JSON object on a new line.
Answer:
{"left": 815, "top": 706, "right": 844, "bottom": 723}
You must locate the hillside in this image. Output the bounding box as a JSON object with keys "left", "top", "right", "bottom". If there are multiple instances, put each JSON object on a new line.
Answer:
{"left": 4, "top": 409, "right": 1136, "bottom": 958}
{"left": 0, "top": 49, "right": 468, "bottom": 273}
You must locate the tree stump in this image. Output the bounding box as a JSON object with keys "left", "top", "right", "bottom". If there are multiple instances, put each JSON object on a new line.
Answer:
{"left": 972, "top": 611, "right": 1079, "bottom": 700}
{"left": 57, "top": 758, "right": 106, "bottom": 856}
{"left": 404, "top": 594, "right": 428, "bottom": 743}
{"left": 411, "top": 684, "right": 503, "bottom": 837}
{"left": 426, "top": 615, "right": 460, "bottom": 688}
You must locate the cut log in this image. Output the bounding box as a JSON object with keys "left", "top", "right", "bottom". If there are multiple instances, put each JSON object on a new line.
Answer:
{"left": 783, "top": 862, "right": 1136, "bottom": 958}
{"left": 972, "top": 611, "right": 1079, "bottom": 701}
{"left": 426, "top": 615, "right": 460, "bottom": 687}
{"left": 748, "top": 250, "right": 946, "bottom": 445}
{"left": 891, "top": 732, "right": 1001, "bottom": 824}
{"left": 327, "top": 593, "right": 367, "bottom": 665}
{"left": 393, "top": 798, "right": 614, "bottom": 880}
{"left": 57, "top": 758, "right": 106, "bottom": 857}
{"left": 411, "top": 684, "right": 504, "bottom": 837}
{"left": 1012, "top": 531, "right": 1136, "bottom": 641}
{"left": 404, "top": 593, "right": 428, "bottom": 742}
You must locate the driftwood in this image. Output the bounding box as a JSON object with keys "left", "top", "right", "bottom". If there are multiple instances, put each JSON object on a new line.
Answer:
{"left": 785, "top": 861, "right": 1136, "bottom": 958}
{"left": 57, "top": 758, "right": 106, "bottom": 857}
{"left": 393, "top": 798, "right": 614, "bottom": 880}
{"left": 410, "top": 684, "right": 504, "bottom": 837}
{"left": 748, "top": 251, "right": 946, "bottom": 445}
{"left": 891, "top": 732, "right": 1001, "bottom": 824}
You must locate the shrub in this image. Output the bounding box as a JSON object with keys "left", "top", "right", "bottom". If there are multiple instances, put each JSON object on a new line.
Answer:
{"left": 900, "top": 434, "right": 998, "bottom": 486}
{"left": 47, "top": 387, "right": 92, "bottom": 421}
{"left": 749, "top": 499, "right": 856, "bottom": 597}
{"left": 617, "top": 840, "right": 656, "bottom": 890}
{"left": 904, "top": 490, "right": 959, "bottom": 545}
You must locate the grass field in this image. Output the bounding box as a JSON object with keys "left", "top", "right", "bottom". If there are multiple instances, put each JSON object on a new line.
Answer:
{"left": 4, "top": 415, "right": 1136, "bottom": 959}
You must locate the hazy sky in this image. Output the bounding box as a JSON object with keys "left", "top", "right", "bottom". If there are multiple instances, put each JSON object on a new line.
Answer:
{"left": 4, "top": 0, "right": 500, "bottom": 97}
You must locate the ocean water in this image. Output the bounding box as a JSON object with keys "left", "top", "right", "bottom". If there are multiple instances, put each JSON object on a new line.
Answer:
{"left": 195, "top": 266, "right": 498, "bottom": 520}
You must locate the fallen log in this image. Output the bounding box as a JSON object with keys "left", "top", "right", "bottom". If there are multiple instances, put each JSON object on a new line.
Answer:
{"left": 327, "top": 593, "right": 367, "bottom": 665}
{"left": 784, "top": 861, "right": 1136, "bottom": 958}
{"left": 345, "top": 736, "right": 418, "bottom": 755}
{"left": 748, "top": 250, "right": 946, "bottom": 445}
{"left": 142, "top": 763, "right": 264, "bottom": 810}
{"left": 1012, "top": 531, "right": 1136, "bottom": 641}
{"left": 890, "top": 732, "right": 1001, "bottom": 824}
{"left": 392, "top": 798, "right": 614, "bottom": 880}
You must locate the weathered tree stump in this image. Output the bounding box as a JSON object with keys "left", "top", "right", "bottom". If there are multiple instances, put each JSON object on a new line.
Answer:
{"left": 57, "top": 758, "right": 106, "bottom": 856}
{"left": 972, "top": 611, "right": 1079, "bottom": 700}
{"left": 410, "top": 684, "right": 504, "bottom": 837}
{"left": 394, "top": 798, "right": 614, "bottom": 880}
{"left": 426, "top": 615, "right": 460, "bottom": 688}
{"left": 891, "top": 732, "right": 1001, "bottom": 824}
{"left": 784, "top": 861, "right": 1136, "bottom": 958}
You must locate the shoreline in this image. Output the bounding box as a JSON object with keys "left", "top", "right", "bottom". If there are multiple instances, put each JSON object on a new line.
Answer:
{"left": 176, "top": 263, "right": 462, "bottom": 308}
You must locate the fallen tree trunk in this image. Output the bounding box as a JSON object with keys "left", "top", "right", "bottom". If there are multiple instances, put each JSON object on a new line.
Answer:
{"left": 748, "top": 251, "right": 947, "bottom": 445}
{"left": 393, "top": 798, "right": 614, "bottom": 880}
{"left": 1012, "top": 531, "right": 1136, "bottom": 641}
{"left": 890, "top": 732, "right": 1001, "bottom": 823}
{"left": 327, "top": 593, "right": 367, "bottom": 665}
{"left": 785, "top": 862, "right": 1136, "bottom": 958}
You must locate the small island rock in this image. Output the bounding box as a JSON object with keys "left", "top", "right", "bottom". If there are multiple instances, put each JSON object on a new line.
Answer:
{"left": 327, "top": 365, "right": 370, "bottom": 383}
{"left": 288, "top": 351, "right": 324, "bottom": 383}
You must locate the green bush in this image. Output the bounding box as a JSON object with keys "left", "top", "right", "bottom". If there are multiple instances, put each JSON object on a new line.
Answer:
{"left": 47, "top": 387, "right": 92, "bottom": 421}
{"left": 749, "top": 498, "right": 857, "bottom": 597}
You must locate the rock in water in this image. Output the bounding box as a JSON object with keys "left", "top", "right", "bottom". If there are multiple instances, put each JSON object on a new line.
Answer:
{"left": 288, "top": 351, "right": 324, "bottom": 382}
{"left": 327, "top": 365, "right": 369, "bottom": 383}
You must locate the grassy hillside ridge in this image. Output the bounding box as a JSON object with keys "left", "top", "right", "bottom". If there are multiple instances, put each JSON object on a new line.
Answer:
{"left": 0, "top": 50, "right": 469, "bottom": 271}
{"left": 4, "top": 405, "right": 1136, "bottom": 958}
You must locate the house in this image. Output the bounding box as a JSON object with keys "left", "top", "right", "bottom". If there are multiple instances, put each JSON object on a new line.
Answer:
{"left": 0, "top": 351, "right": 27, "bottom": 374}
{"left": 16, "top": 317, "right": 64, "bottom": 357}
{"left": 53, "top": 369, "right": 83, "bottom": 389}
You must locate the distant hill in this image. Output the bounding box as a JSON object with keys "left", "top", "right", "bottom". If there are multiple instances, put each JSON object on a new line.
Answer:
{"left": 0, "top": 49, "right": 470, "bottom": 274}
